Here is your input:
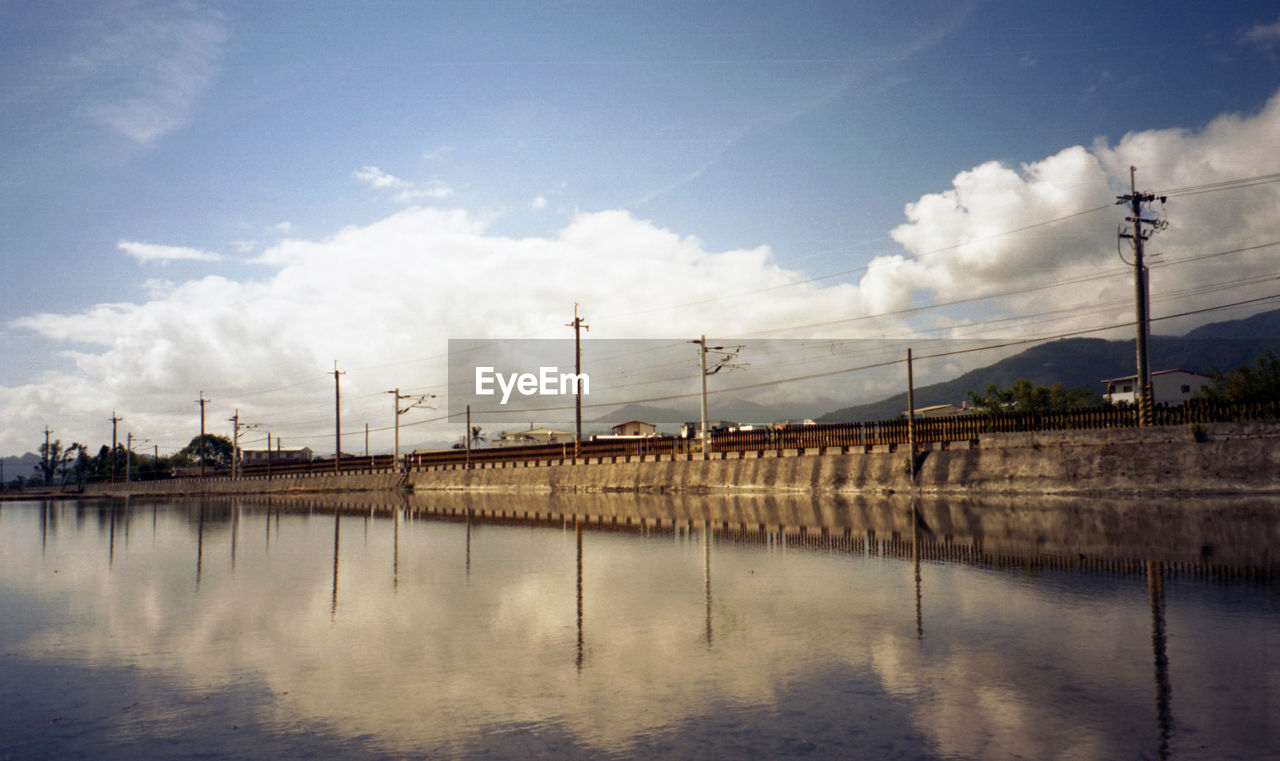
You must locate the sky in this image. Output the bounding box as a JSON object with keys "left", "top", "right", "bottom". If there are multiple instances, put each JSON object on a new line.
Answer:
{"left": 2, "top": 0, "right": 1279, "bottom": 458}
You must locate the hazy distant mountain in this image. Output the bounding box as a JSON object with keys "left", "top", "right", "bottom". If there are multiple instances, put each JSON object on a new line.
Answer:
{"left": 590, "top": 403, "right": 690, "bottom": 424}
{"left": 816, "top": 308, "right": 1280, "bottom": 423}
{"left": 1, "top": 452, "right": 42, "bottom": 483}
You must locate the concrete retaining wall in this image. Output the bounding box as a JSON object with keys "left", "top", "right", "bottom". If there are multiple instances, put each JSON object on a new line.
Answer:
{"left": 409, "top": 422, "right": 1280, "bottom": 497}
{"left": 70, "top": 421, "right": 1280, "bottom": 498}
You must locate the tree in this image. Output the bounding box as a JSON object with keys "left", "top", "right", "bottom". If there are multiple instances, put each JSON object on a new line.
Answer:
{"left": 174, "top": 434, "right": 234, "bottom": 468}
{"left": 966, "top": 378, "right": 1101, "bottom": 414}
{"left": 36, "top": 438, "right": 63, "bottom": 486}
{"left": 1196, "top": 350, "right": 1280, "bottom": 404}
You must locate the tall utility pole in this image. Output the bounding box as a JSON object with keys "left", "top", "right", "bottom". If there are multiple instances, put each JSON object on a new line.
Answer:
{"left": 228, "top": 409, "right": 240, "bottom": 480}
{"left": 43, "top": 426, "right": 53, "bottom": 486}
{"left": 1117, "top": 166, "right": 1168, "bottom": 426}
{"left": 110, "top": 412, "right": 122, "bottom": 483}
{"left": 196, "top": 392, "right": 209, "bottom": 477}
{"left": 331, "top": 361, "right": 345, "bottom": 473}
{"left": 688, "top": 336, "right": 744, "bottom": 456}
{"left": 566, "top": 304, "right": 589, "bottom": 452}
{"left": 906, "top": 348, "right": 916, "bottom": 481}
{"left": 387, "top": 388, "right": 435, "bottom": 467}
{"left": 126, "top": 432, "right": 133, "bottom": 483}
{"left": 695, "top": 336, "right": 709, "bottom": 454}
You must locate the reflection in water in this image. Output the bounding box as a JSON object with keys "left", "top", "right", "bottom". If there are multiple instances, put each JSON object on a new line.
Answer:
{"left": 331, "top": 509, "right": 340, "bottom": 622}
{"left": 1149, "top": 561, "right": 1173, "bottom": 761}
{"left": 0, "top": 495, "right": 1276, "bottom": 761}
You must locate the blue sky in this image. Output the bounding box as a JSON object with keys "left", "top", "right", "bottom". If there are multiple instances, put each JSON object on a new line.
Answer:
{"left": 2, "top": 1, "right": 1279, "bottom": 457}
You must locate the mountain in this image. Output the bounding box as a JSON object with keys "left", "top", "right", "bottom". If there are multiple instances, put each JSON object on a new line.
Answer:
{"left": 1, "top": 452, "right": 43, "bottom": 484}
{"left": 816, "top": 308, "right": 1280, "bottom": 423}
{"left": 590, "top": 403, "right": 690, "bottom": 424}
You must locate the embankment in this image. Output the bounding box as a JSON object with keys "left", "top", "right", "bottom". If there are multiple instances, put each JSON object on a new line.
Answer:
{"left": 61, "top": 421, "right": 1280, "bottom": 498}
{"left": 409, "top": 422, "right": 1280, "bottom": 497}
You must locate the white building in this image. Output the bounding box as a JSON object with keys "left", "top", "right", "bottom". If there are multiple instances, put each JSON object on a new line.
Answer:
{"left": 1102, "top": 369, "right": 1212, "bottom": 406}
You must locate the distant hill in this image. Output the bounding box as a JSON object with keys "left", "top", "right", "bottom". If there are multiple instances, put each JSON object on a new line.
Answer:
{"left": 816, "top": 308, "right": 1280, "bottom": 423}
{"left": 1, "top": 452, "right": 43, "bottom": 484}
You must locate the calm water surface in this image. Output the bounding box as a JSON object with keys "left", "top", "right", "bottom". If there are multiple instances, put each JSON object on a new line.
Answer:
{"left": 0, "top": 495, "right": 1276, "bottom": 760}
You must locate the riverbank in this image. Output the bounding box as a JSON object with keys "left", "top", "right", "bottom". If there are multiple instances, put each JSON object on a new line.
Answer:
{"left": 7, "top": 421, "right": 1277, "bottom": 500}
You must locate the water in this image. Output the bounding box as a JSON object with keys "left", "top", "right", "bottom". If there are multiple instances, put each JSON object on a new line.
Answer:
{"left": 0, "top": 495, "right": 1276, "bottom": 760}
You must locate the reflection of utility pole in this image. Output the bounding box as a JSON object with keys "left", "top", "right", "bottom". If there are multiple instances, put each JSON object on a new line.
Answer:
{"left": 706, "top": 524, "right": 716, "bottom": 649}
{"left": 566, "top": 304, "right": 589, "bottom": 455}
{"left": 912, "top": 497, "right": 923, "bottom": 641}
{"left": 1147, "top": 561, "right": 1172, "bottom": 761}
{"left": 576, "top": 519, "right": 585, "bottom": 672}
{"left": 1118, "top": 168, "right": 1168, "bottom": 426}
{"left": 331, "top": 508, "right": 341, "bottom": 621}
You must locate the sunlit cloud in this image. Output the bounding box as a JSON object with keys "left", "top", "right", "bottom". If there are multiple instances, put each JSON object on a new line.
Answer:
{"left": 118, "top": 240, "right": 222, "bottom": 264}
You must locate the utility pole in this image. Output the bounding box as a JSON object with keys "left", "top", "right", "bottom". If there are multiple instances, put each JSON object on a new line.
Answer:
{"left": 196, "top": 392, "right": 209, "bottom": 477}
{"left": 688, "top": 336, "right": 744, "bottom": 456}
{"left": 907, "top": 348, "right": 916, "bottom": 481}
{"left": 1117, "top": 166, "right": 1168, "bottom": 427}
{"left": 387, "top": 388, "right": 435, "bottom": 467}
{"left": 695, "top": 336, "right": 709, "bottom": 455}
{"left": 465, "top": 404, "right": 472, "bottom": 469}
{"left": 43, "top": 425, "right": 53, "bottom": 487}
{"left": 110, "top": 412, "right": 122, "bottom": 484}
{"left": 228, "top": 409, "right": 241, "bottom": 480}
{"left": 126, "top": 432, "right": 132, "bottom": 483}
{"left": 566, "top": 304, "right": 589, "bottom": 455}
{"left": 331, "top": 361, "right": 345, "bottom": 473}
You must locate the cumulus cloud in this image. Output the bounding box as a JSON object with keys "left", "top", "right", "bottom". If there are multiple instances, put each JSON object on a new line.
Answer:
{"left": 119, "top": 240, "right": 222, "bottom": 264}
{"left": 5, "top": 92, "right": 1280, "bottom": 456}
{"left": 532, "top": 195, "right": 549, "bottom": 210}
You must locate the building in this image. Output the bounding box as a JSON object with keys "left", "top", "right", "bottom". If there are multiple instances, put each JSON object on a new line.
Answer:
{"left": 901, "top": 403, "right": 969, "bottom": 418}
{"left": 495, "top": 426, "right": 575, "bottom": 445}
{"left": 680, "top": 420, "right": 739, "bottom": 438}
{"left": 608, "top": 420, "right": 657, "bottom": 437}
{"left": 1102, "top": 369, "right": 1212, "bottom": 406}
{"left": 240, "top": 447, "right": 313, "bottom": 463}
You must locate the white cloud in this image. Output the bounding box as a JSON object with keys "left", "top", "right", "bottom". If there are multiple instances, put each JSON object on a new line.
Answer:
{"left": 77, "top": 3, "right": 228, "bottom": 144}
{"left": 356, "top": 165, "right": 453, "bottom": 203}
{"left": 531, "top": 195, "right": 549, "bottom": 210}
{"left": 1243, "top": 15, "right": 1280, "bottom": 44}
{"left": 272, "top": 221, "right": 292, "bottom": 233}
{"left": 353, "top": 165, "right": 407, "bottom": 189}
{"left": 118, "top": 240, "right": 222, "bottom": 264}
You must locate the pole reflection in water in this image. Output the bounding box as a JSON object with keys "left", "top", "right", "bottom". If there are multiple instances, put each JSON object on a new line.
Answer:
{"left": 703, "top": 521, "right": 713, "bottom": 648}
{"left": 576, "top": 519, "right": 584, "bottom": 672}
{"left": 1148, "top": 560, "right": 1173, "bottom": 761}
{"left": 331, "top": 509, "right": 341, "bottom": 622}
{"left": 912, "top": 499, "right": 923, "bottom": 642}
{"left": 230, "top": 500, "right": 239, "bottom": 573}
{"left": 393, "top": 506, "right": 400, "bottom": 593}
{"left": 108, "top": 501, "right": 116, "bottom": 568}
{"left": 195, "top": 502, "right": 205, "bottom": 590}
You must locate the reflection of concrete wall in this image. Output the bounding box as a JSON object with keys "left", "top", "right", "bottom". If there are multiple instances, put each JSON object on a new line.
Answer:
{"left": 240, "top": 491, "right": 1280, "bottom": 568}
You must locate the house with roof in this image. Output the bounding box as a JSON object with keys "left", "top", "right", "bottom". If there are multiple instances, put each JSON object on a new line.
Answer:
{"left": 1102, "top": 369, "right": 1212, "bottom": 406}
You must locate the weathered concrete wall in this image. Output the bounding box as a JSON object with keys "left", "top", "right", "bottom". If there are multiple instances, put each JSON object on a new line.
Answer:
{"left": 67, "top": 421, "right": 1280, "bottom": 499}
{"left": 409, "top": 422, "right": 1280, "bottom": 497}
